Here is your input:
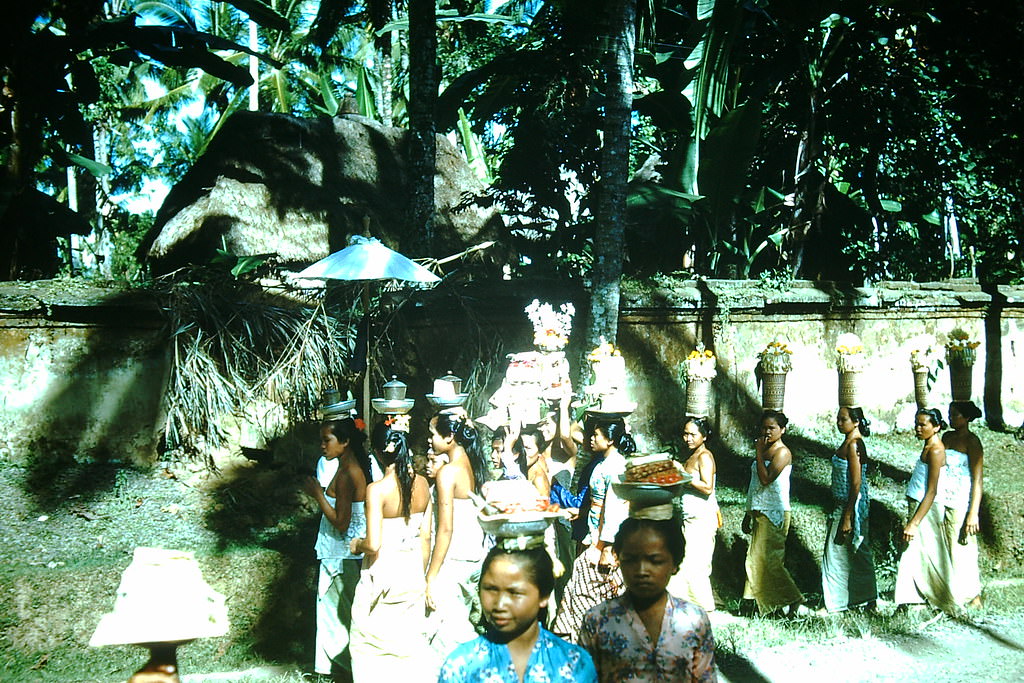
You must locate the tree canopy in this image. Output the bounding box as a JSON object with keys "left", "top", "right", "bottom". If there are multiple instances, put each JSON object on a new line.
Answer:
{"left": 1, "top": 0, "right": 1021, "bottom": 285}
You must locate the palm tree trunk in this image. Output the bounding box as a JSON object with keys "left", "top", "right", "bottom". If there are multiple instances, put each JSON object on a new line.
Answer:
{"left": 407, "top": 0, "right": 437, "bottom": 255}
{"left": 588, "top": 0, "right": 636, "bottom": 348}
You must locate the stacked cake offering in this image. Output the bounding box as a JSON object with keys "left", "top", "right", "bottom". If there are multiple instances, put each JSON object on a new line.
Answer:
{"left": 581, "top": 340, "right": 636, "bottom": 416}
{"left": 479, "top": 300, "right": 575, "bottom": 429}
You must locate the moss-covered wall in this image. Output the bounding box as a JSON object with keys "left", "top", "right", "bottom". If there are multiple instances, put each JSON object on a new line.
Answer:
{"left": 0, "top": 282, "right": 168, "bottom": 466}
{"left": 617, "top": 279, "right": 1023, "bottom": 454}
{"left": 2, "top": 278, "right": 1021, "bottom": 466}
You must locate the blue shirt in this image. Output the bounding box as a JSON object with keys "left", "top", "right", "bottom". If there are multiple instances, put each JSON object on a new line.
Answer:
{"left": 438, "top": 625, "right": 597, "bottom": 682}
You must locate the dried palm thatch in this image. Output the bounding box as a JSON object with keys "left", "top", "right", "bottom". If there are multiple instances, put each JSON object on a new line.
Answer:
{"left": 155, "top": 268, "right": 357, "bottom": 468}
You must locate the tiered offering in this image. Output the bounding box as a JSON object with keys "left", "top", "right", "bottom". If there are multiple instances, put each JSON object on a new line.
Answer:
{"left": 835, "top": 333, "right": 865, "bottom": 408}
{"left": 681, "top": 343, "right": 716, "bottom": 417}
{"left": 582, "top": 340, "right": 636, "bottom": 415}
{"left": 908, "top": 339, "right": 942, "bottom": 408}
{"left": 757, "top": 340, "right": 793, "bottom": 411}
{"left": 479, "top": 301, "right": 575, "bottom": 429}
{"left": 945, "top": 327, "right": 980, "bottom": 401}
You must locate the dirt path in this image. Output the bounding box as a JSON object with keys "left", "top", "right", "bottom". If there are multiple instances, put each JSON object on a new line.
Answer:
{"left": 715, "top": 611, "right": 1024, "bottom": 682}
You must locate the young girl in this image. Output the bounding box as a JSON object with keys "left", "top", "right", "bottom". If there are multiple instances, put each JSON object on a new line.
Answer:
{"left": 942, "top": 401, "right": 984, "bottom": 608}
{"left": 552, "top": 418, "right": 635, "bottom": 640}
{"left": 300, "top": 417, "right": 371, "bottom": 678}
{"left": 425, "top": 410, "right": 490, "bottom": 659}
{"left": 895, "top": 408, "right": 953, "bottom": 611}
{"left": 579, "top": 517, "right": 716, "bottom": 682}
{"left": 742, "top": 410, "right": 806, "bottom": 616}
{"left": 439, "top": 544, "right": 597, "bottom": 682}
{"left": 822, "top": 407, "right": 877, "bottom": 612}
{"left": 348, "top": 424, "right": 434, "bottom": 681}
{"left": 668, "top": 416, "right": 719, "bottom": 612}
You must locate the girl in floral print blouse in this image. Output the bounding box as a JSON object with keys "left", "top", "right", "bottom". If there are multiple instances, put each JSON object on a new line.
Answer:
{"left": 439, "top": 543, "right": 597, "bottom": 682}
{"left": 579, "top": 517, "right": 717, "bottom": 682}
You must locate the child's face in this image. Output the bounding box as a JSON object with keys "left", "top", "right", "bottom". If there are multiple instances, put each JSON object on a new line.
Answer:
{"left": 490, "top": 439, "right": 503, "bottom": 468}
{"left": 617, "top": 527, "right": 676, "bottom": 603}
{"left": 479, "top": 555, "right": 548, "bottom": 639}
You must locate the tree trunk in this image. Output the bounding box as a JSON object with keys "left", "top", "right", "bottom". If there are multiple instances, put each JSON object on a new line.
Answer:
{"left": 587, "top": 0, "right": 636, "bottom": 349}
{"left": 407, "top": 0, "right": 437, "bottom": 255}
{"left": 370, "top": 0, "right": 394, "bottom": 125}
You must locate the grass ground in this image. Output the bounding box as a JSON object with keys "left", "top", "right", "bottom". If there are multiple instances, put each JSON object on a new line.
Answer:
{"left": 0, "top": 424, "right": 1021, "bottom": 681}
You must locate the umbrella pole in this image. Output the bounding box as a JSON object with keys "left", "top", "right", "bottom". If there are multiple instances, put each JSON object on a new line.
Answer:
{"left": 362, "top": 284, "right": 371, "bottom": 423}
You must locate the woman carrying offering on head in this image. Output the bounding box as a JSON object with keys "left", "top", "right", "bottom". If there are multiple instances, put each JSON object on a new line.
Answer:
{"left": 667, "top": 416, "right": 719, "bottom": 613}
{"left": 894, "top": 408, "right": 953, "bottom": 612}
{"left": 942, "top": 401, "right": 984, "bottom": 608}
{"left": 301, "top": 417, "right": 370, "bottom": 679}
{"left": 348, "top": 421, "right": 434, "bottom": 681}
{"left": 822, "top": 407, "right": 877, "bottom": 613}
{"left": 551, "top": 418, "right": 635, "bottom": 640}
{"left": 742, "top": 410, "right": 806, "bottom": 617}
{"left": 425, "top": 410, "right": 490, "bottom": 659}
{"left": 438, "top": 544, "right": 597, "bottom": 683}
{"left": 579, "top": 517, "right": 717, "bottom": 682}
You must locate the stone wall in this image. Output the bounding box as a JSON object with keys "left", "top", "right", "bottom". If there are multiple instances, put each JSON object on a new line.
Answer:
{"left": 0, "top": 282, "right": 168, "bottom": 466}
{"left": 1, "top": 279, "right": 1021, "bottom": 465}
{"left": 615, "top": 279, "right": 1023, "bottom": 453}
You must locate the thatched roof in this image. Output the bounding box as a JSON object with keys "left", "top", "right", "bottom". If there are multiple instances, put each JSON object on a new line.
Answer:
{"left": 139, "top": 112, "right": 504, "bottom": 273}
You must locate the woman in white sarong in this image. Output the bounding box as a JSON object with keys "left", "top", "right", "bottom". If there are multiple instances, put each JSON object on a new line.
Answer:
{"left": 895, "top": 408, "right": 954, "bottom": 612}
{"left": 301, "top": 417, "right": 370, "bottom": 678}
{"left": 668, "top": 416, "right": 718, "bottom": 612}
{"left": 349, "top": 423, "right": 434, "bottom": 681}
{"left": 822, "top": 407, "right": 877, "bottom": 612}
{"left": 425, "top": 411, "right": 490, "bottom": 661}
{"left": 942, "top": 401, "right": 984, "bottom": 608}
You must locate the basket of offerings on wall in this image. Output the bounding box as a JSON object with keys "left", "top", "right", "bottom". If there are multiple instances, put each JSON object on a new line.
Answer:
{"left": 945, "top": 328, "right": 979, "bottom": 401}
{"left": 835, "top": 333, "right": 865, "bottom": 408}
{"left": 757, "top": 340, "right": 793, "bottom": 411}
{"left": 908, "top": 341, "right": 942, "bottom": 409}
{"left": 681, "top": 343, "right": 717, "bottom": 417}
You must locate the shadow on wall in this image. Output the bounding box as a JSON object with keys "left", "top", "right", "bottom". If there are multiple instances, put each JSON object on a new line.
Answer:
{"left": 7, "top": 288, "right": 169, "bottom": 511}
{"left": 617, "top": 300, "right": 912, "bottom": 604}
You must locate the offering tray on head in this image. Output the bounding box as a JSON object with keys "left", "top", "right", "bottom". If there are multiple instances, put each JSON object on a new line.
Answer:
{"left": 425, "top": 393, "right": 470, "bottom": 409}
{"left": 612, "top": 479, "right": 689, "bottom": 506}
{"left": 321, "top": 398, "right": 356, "bottom": 418}
{"left": 371, "top": 398, "right": 415, "bottom": 414}
{"left": 477, "top": 509, "right": 569, "bottom": 538}
{"left": 584, "top": 406, "right": 636, "bottom": 420}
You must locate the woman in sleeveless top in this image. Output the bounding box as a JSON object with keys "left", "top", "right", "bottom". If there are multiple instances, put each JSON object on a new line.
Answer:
{"left": 552, "top": 418, "right": 635, "bottom": 640}
{"left": 349, "top": 424, "right": 434, "bottom": 681}
{"left": 942, "top": 401, "right": 984, "bottom": 608}
{"left": 425, "top": 410, "right": 490, "bottom": 661}
{"left": 895, "top": 408, "right": 954, "bottom": 611}
{"left": 668, "top": 416, "right": 719, "bottom": 612}
{"left": 301, "top": 417, "right": 371, "bottom": 678}
{"left": 822, "top": 407, "right": 877, "bottom": 612}
{"left": 742, "top": 410, "right": 806, "bottom": 616}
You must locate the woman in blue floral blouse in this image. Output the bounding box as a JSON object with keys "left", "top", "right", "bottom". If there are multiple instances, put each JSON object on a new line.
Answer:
{"left": 439, "top": 542, "right": 597, "bottom": 682}
{"left": 579, "top": 517, "right": 717, "bottom": 682}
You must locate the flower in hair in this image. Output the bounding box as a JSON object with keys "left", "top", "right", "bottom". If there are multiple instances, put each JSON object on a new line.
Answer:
{"left": 354, "top": 418, "right": 366, "bottom": 432}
